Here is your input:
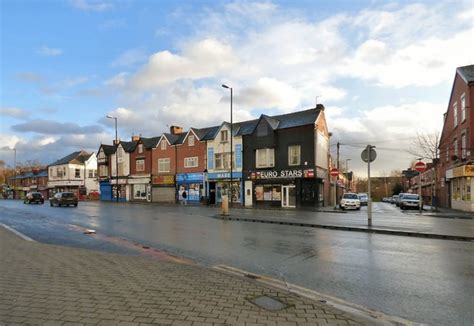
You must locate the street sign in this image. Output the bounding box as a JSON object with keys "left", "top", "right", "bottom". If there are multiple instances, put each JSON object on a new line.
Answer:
{"left": 414, "top": 161, "right": 426, "bottom": 172}
{"left": 330, "top": 167, "right": 338, "bottom": 177}
{"left": 361, "top": 147, "right": 377, "bottom": 163}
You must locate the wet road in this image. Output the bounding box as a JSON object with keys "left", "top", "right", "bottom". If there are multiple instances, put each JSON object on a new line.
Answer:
{"left": 0, "top": 200, "right": 472, "bottom": 325}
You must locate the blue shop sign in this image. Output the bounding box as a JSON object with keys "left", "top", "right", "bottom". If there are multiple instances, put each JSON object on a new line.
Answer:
{"left": 176, "top": 173, "right": 204, "bottom": 183}
{"left": 208, "top": 172, "right": 243, "bottom": 180}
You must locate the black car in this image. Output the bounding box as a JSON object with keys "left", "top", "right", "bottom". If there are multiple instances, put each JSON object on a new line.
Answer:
{"left": 24, "top": 192, "right": 44, "bottom": 204}
{"left": 50, "top": 192, "right": 78, "bottom": 207}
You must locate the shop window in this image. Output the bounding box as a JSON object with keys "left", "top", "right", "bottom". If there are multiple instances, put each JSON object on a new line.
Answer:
{"left": 288, "top": 145, "right": 301, "bottom": 166}
{"left": 161, "top": 140, "right": 167, "bottom": 150}
{"left": 255, "top": 185, "right": 281, "bottom": 201}
{"left": 256, "top": 148, "right": 275, "bottom": 168}
{"left": 158, "top": 158, "right": 170, "bottom": 172}
{"left": 461, "top": 93, "right": 466, "bottom": 122}
{"left": 188, "top": 135, "right": 195, "bottom": 146}
{"left": 134, "top": 184, "right": 147, "bottom": 199}
{"left": 75, "top": 169, "right": 81, "bottom": 178}
{"left": 184, "top": 157, "right": 198, "bottom": 168}
{"left": 136, "top": 159, "right": 145, "bottom": 172}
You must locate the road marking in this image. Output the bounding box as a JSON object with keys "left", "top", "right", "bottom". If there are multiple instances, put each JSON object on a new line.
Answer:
{"left": 0, "top": 223, "right": 35, "bottom": 242}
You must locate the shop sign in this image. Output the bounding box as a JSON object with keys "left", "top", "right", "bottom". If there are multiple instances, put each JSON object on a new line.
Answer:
{"left": 248, "top": 169, "right": 315, "bottom": 180}
{"left": 453, "top": 164, "right": 474, "bottom": 177}
{"left": 176, "top": 173, "right": 203, "bottom": 183}
{"left": 208, "top": 172, "right": 243, "bottom": 180}
{"left": 152, "top": 175, "right": 175, "bottom": 185}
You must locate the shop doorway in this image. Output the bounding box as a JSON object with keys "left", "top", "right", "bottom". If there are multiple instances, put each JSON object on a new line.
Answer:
{"left": 209, "top": 182, "right": 216, "bottom": 205}
{"left": 281, "top": 185, "right": 296, "bottom": 208}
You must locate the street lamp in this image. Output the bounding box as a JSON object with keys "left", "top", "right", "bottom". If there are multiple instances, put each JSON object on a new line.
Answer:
{"left": 106, "top": 115, "right": 119, "bottom": 203}
{"left": 345, "top": 158, "right": 351, "bottom": 191}
{"left": 221, "top": 84, "right": 233, "bottom": 208}
{"left": 12, "top": 148, "right": 16, "bottom": 199}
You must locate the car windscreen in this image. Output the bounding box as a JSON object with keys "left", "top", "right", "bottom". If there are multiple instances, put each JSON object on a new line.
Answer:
{"left": 403, "top": 195, "right": 419, "bottom": 200}
{"left": 62, "top": 193, "right": 75, "bottom": 198}
{"left": 32, "top": 193, "right": 42, "bottom": 197}
{"left": 343, "top": 194, "right": 358, "bottom": 199}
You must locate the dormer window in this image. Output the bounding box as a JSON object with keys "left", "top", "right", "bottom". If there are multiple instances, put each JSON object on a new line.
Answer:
{"left": 161, "top": 140, "right": 167, "bottom": 150}
{"left": 138, "top": 144, "right": 144, "bottom": 153}
{"left": 221, "top": 130, "right": 228, "bottom": 142}
{"left": 189, "top": 135, "right": 195, "bottom": 146}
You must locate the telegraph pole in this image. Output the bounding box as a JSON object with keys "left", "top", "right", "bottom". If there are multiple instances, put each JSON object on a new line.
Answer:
{"left": 336, "top": 142, "right": 340, "bottom": 202}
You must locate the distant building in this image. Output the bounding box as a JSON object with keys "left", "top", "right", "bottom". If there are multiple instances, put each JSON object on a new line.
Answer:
{"left": 438, "top": 65, "right": 474, "bottom": 212}
{"left": 9, "top": 168, "right": 48, "bottom": 199}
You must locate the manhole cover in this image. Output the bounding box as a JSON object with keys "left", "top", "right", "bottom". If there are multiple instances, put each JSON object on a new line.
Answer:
{"left": 250, "top": 295, "right": 288, "bottom": 311}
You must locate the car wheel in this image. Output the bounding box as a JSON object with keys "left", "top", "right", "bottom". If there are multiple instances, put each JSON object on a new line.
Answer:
{"left": 356, "top": 207, "right": 360, "bottom": 210}
{"left": 50, "top": 201, "right": 53, "bottom": 206}
{"left": 74, "top": 204, "right": 78, "bottom": 207}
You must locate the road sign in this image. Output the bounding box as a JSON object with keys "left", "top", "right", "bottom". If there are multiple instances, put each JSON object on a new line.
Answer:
{"left": 415, "top": 161, "right": 426, "bottom": 172}
{"left": 330, "top": 167, "right": 338, "bottom": 177}
{"left": 361, "top": 147, "right": 377, "bottom": 163}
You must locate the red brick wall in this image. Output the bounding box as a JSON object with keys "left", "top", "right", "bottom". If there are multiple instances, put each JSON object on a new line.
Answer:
{"left": 152, "top": 138, "right": 177, "bottom": 175}
{"left": 129, "top": 140, "right": 153, "bottom": 175}
{"left": 176, "top": 132, "right": 207, "bottom": 174}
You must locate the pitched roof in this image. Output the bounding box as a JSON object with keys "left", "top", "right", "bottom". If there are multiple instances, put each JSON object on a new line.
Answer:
{"left": 193, "top": 126, "right": 220, "bottom": 141}
{"left": 234, "top": 119, "right": 259, "bottom": 136}
{"left": 457, "top": 65, "right": 474, "bottom": 84}
{"left": 99, "top": 144, "right": 116, "bottom": 155}
{"left": 261, "top": 115, "right": 280, "bottom": 129}
{"left": 141, "top": 136, "right": 161, "bottom": 149}
{"left": 162, "top": 133, "right": 182, "bottom": 145}
{"left": 120, "top": 140, "right": 137, "bottom": 152}
{"left": 49, "top": 150, "right": 92, "bottom": 167}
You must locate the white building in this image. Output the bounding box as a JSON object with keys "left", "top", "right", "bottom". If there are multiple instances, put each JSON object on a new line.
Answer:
{"left": 48, "top": 150, "right": 98, "bottom": 197}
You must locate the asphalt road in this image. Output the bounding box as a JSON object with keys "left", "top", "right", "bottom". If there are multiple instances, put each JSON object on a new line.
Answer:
{"left": 0, "top": 200, "right": 472, "bottom": 325}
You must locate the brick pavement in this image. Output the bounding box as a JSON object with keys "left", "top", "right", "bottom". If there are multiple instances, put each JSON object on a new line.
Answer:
{"left": 0, "top": 226, "right": 364, "bottom": 326}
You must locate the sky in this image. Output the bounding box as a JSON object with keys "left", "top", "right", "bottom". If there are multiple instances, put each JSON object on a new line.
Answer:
{"left": 1, "top": 0, "right": 473, "bottom": 177}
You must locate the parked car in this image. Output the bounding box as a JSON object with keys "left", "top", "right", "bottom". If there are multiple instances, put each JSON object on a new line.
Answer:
{"left": 24, "top": 192, "right": 44, "bottom": 204}
{"left": 382, "top": 197, "right": 391, "bottom": 202}
{"left": 396, "top": 193, "right": 408, "bottom": 207}
{"left": 391, "top": 195, "right": 399, "bottom": 204}
{"left": 400, "top": 194, "right": 422, "bottom": 210}
{"left": 357, "top": 193, "right": 368, "bottom": 206}
{"left": 340, "top": 193, "right": 361, "bottom": 210}
{"left": 50, "top": 192, "right": 78, "bottom": 207}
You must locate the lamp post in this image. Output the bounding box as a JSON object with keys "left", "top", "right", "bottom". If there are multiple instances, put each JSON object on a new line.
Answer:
{"left": 106, "top": 115, "right": 119, "bottom": 203}
{"left": 222, "top": 84, "right": 233, "bottom": 208}
{"left": 345, "top": 158, "right": 351, "bottom": 191}
{"left": 13, "top": 148, "right": 16, "bottom": 199}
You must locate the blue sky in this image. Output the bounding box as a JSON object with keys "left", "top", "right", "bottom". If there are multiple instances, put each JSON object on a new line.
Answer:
{"left": 1, "top": 0, "right": 473, "bottom": 175}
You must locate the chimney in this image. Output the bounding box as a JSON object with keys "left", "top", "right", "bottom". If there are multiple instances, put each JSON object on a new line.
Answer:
{"left": 170, "top": 125, "right": 183, "bottom": 135}
{"left": 316, "top": 104, "right": 325, "bottom": 111}
{"left": 113, "top": 139, "right": 120, "bottom": 145}
{"left": 132, "top": 135, "right": 140, "bottom": 141}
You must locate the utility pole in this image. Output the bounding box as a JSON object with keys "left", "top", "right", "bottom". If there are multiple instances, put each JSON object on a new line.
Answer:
{"left": 13, "top": 148, "right": 16, "bottom": 199}
{"left": 336, "top": 142, "right": 340, "bottom": 201}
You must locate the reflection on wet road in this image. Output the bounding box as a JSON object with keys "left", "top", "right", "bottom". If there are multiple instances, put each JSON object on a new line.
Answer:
{"left": 0, "top": 200, "right": 472, "bottom": 325}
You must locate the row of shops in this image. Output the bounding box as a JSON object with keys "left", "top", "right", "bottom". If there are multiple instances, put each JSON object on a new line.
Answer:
{"left": 100, "top": 167, "right": 328, "bottom": 208}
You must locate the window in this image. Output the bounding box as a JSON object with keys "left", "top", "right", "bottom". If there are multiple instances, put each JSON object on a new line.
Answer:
{"left": 93, "top": 170, "right": 97, "bottom": 178}
{"left": 221, "top": 130, "right": 228, "bottom": 142}
{"left": 134, "top": 184, "right": 147, "bottom": 199}
{"left": 138, "top": 144, "right": 144, "bottom": 153}
{"left": 215, "top": 153, "right": 232, "bottom": 170}
{"left": 57, "top": 168, "right": 63, "bottom": 178}
{"left": 161, "top": 140, "right": 167, "bottom": 150}
{"left": 99, "top": 165, "right": 108, "bottom": 177}
{"left": 461, "top": 94, "right": 466, "bottom": 122}
{"left": 461, "top": 133, "right": 467, "bottom": 159}
{"left": 453, "top": 102, "right": 458, "bottom": 127}
{"left": 75, "top": 169, "right": 81, "bottom": 178}
{"left": 453, "top": 139, "right": 458, "bottom": 158}
{"left": 257, "top": 123, "right": 268, "bottom": 137}
{"left": 184, "top": 157, "right": 198, "bottom": 168}
{"left": 256, "top": 148, "right": 275, "bottom": 168}
{"left": 136, "top": 159, "right": 145, "bottom": 172}
{"left": 88, "top": 170, "right": 93, "bottom": 178}
{"left": 188, "top": 135, "right": 195, "bottom": 146}
{"left": 158, "top": 158, "right": 170, "bottom": 172}
{"left": 446, "top": 146, "right": 449, "bottom": 162}
{"left": 288, "top": 145, "right": 301, "bottom": 166}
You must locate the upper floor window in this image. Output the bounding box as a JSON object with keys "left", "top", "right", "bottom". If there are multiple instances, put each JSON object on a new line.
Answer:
{"left": 453, "top": 102, "right": 458, "bottom": 127}
{"left": 75, "top": 169, "right": 81, "bottom": 178}
{"left": 161, "top": 140, "right": 167, "bottom": 150}
{"left": 461, "top": 94, "right": 466, "bottom": 122}
{"left": 188, "top": 135, "right": 195, "bottom": 146}
{"left": 215, "top": 153, "right": 232, "bottom": 170}
{"left": 257, "top": 123, "right": 268, "bottom": 137}
{"left": 138, "top": 144, "right": 144, "bottom": 153}
{"left": 221, "top": 130, "right": 228, "bottom": 142}
{"left": 88, "top": 170, "right": 93, "bottom": 178}
{"left": 136, "top": 159, "right": 145, "bottom": 172}
{"left": 288, "top": 145, "right": 301, "bottom": 166}
{"left": 158, "top": 158, "right": 170, "bottom": 172}
{"left": 57, "top": 168, "right": 63, "bottom": 178}
{"left": 184, "top": 157, "right": 198, "bottom": 168}
{"left": 99, "top": 165, "right": 108, "bottom": 177}
{"left": 461, "top": 133, "right": 467, "bottom": 159}
{"left": 453, "top": 139, "right": 458, "bottom": 158}
{"left": 446, "top": 146, "right": 449, "bottom": 162}
{"left": 256, "top": 148, "right": 275, "bottom": 168}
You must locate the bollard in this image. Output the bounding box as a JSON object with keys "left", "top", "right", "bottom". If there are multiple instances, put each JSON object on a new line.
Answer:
{"left": 221, "top": 195, "right": 229, "bottom": 216}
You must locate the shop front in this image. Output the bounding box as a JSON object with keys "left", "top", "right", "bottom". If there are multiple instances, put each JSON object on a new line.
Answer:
{"left": 128, "top": 177, "right": 151, "bottom": 202}
{"left": 207, "top": 172, "right": 243, "bottom": 205}
{"left": 152, "top": 175, "right": 176, "bottom": 203}
{"left": 176, "top": 173, "right": 204, "bottom": 204}
{"left": 245, "top": 168, "right": 318, "bottom": 208}
{"left": 447, "top": 164, "right": 474, "bottom": 212}
{"left": 110, "top": 178, "right": 128, "bottom": 202}
{"left": 99, "top": 180, "right": 112, "bottom": 201}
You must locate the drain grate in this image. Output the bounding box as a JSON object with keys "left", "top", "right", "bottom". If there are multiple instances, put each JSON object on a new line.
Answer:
{"left": 250, "top": 295, "right": 288, "bottom": 311}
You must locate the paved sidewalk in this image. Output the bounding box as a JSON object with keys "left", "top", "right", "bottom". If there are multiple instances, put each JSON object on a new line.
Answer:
{"left": 0, "top": 226, "right": 366, "bottom": 326}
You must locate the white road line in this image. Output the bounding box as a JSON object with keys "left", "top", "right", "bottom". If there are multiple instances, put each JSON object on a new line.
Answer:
{"left": 0, "top": 223, "right": 36, "bottom": 242}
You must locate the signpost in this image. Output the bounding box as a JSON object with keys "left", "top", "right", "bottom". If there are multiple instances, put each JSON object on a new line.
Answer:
{"left": 415, "top": 161, "right": 426, "bottom": 215}
{"left": 330, "top": 167, "right": 338, "bottom": 209}
{"left": 361, "top": 145, "right": 376, "bottom": 226}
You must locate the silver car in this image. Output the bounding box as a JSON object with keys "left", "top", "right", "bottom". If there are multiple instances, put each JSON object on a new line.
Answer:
{"left": 400, "top": 194, "right": 422, "bottom": 210}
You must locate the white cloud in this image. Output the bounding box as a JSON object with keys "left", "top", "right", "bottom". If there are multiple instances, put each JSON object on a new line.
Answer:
{"left": 105, "top": 72, "right": 128, "bottom": 87}
{"left": 70, "top": 0, "right": 113, "bottom": 12}
{"left": 0, "top": 134, "right": 20, "bottom": 150}
{"left": 37, "top": 46, "right": 63, "bottom": 57}
{"left": 0, "top": 107, "right": 29, "bottom": 119}
{"left": 112, "top": 48, "right": 147, "bottom": 67}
